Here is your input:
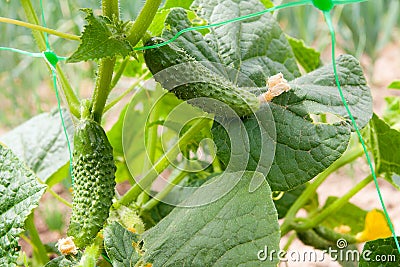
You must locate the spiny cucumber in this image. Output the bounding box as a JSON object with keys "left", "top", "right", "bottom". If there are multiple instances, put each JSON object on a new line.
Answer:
{"left": 67, "top": 118, "right": 116, "bottom": 248}
{"left": 143, "top": 37, "right": 260, "bottom": 117}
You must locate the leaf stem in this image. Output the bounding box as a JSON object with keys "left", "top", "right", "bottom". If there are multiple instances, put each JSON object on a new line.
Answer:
{"left": 20, "top": 0, "right": 80, "bottom": 118}
{"left": 295, "top": 174, "right": 373, "bottom": 232}
{"left": 0, "top": 17, "right": 80, "bottom": 41}
{"left": 25, "top": 213, "right": 50, "bottom": 266}
{"left": 47, "top": 187, "right": 72, "bottom": 207}
{"left": 126, "top": 0, "right": 162, "bottom": 46}
{"left": 110, "top": 57, "right": 129, "bottom": 90}
{"left": 142, "top": 170, "right": 188, "bottom": 211}
{"left": 280, "top": 144, "right": 364, "bottom": 236}
{"left": 104, "top": 71, "right": 149, "bottom": 112}
{"left": 92, "top": 58, "right": 117, "bottom": 121}
{"left": 117, "top": 117, "right": 211, "bottom": 207}
{"left": 91, "top": 0, "right": 120, "bottom": 122}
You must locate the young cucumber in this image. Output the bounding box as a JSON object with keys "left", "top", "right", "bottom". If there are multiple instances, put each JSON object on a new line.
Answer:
{"left": 144, "top": 37, "right": 260, "bottom": 117}
{"left": 67, "top": 118, "right": 116, "bottom": 248}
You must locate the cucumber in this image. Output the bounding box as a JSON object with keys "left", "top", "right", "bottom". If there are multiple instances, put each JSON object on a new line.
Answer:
{"left": 144, "top": 37, "right": 260, "bottom": 117}
{"left": 67, "top": 118, "right": 116, "bottom": 248}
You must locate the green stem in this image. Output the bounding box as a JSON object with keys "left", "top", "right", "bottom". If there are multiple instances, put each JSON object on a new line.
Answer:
{"left": 110, "top": 57, "right": 129, "bottom": 90}
{"left": 47, "top": 187, "right": 72, "bottom": 207}
{"left": 117, "top": 117, "right": 211, "bottom": 206}
{"left": 295, "top": 175, "right": 373, "bottom": 232}
{"left": 77, "top": 236, "right": 103, "bottom": 267}
{"left": 25, "top": 213, "right": 49, "bottom": 266}
{"left": 104, "top": 71, "right": 149, "bottom": 112}
{"left": 102, "top": 0, "right": 120, "bottom": 18}
{"left": 280, "top": 144, "right": 364, "bottom": 236}
{"left": 92, "top": 57, "right": 116, "bottom": 122}
{"left": 126, "top": 0, "right": 162, "bottom": 45}
{"left": 142, "top": 170, "right": 188, "bottom": 211}
{"left": 0, "top": 17, "right": 80, "bottom": 41}
{"left": 91, "top": 0, "right": 120, "bottom": 122}
{"left": 20, "top": 0, "right": 80, "bottom": 118}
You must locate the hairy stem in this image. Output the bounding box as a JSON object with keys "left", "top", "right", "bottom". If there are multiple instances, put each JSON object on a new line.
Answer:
{"left": 0, "top": 17, "right": 80, "bottom": 41}
{"left": 295, "top": 175, "right": 373, "bottom": 232}
{"left": 117, "top": 118, "right": 211, "bottom": 207}
{"left": 142, "top": 170, "right": 188, "bottom": 212}
{"left": 126, "top": 0, "right": 162, "bottom": 45}
{"left": 20, "top": 0, "right": 80, "bottom": 117}
{"left": 280, "top": 144, "right": 364, "bottom": 236}
{"left": 104, "top": 71, "right": 149, "bottom": 112}
{"left": 25, "top": 213, "right": 49, "bottom": 265}
{"left": 91, "top": 0, "right": 120, "bottom": 122}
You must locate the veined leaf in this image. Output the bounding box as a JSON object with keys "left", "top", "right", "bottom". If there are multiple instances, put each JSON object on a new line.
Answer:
{"left": 0, "top": 109, "right": 74, "bottom": 186}
{"left": 104, "top": 222, "right": 141, "bottom": 267}
{"left": 142, "top": 171, "right": 280, "bottom": 266}
{"left": 359, "top": 237, "right": 400, "bottom": 266}
{"left": 368, "top": 114, "right": 400, "bottom": 188}
{"left": 0, "top": 145, "right": 46, "bottom": 266}
{"left": 286, "top": 35, "right": 322, "bottom": 72}
{"left": 68, "top": 9, "right": 133, "bottom": 63}
{"left": 213, "top": 55, "right": 372, "bottom": 191}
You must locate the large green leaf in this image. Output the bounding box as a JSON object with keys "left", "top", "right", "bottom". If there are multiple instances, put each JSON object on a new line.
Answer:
{"left": 163, "top": 3, "right": 300, "bottom": 86}
{"left": 104, "top": 222, "right": 141, "bottom": 267}
{"left": 0, "top": 145, "right": 47, "bottom": 266}
{"left": 368, "top": 114, "right": 400, "bottom": 189}
{"left": 0, "top": 109, "right": 74, "bottom": 186}
{"left": 213, "top": 55, "right": 372, "bottom": 191}
{"left": 359, "top": 237, "right": 400, "bottom": 266}
{"left": 142, "top": 171, "right": 280, "bottom": 266}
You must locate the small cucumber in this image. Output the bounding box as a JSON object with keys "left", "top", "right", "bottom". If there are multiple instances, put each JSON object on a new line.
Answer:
{"left": 67, "top": 118, "right": 116, "bottom": 248}
{"left": 144, "top": 37, "right": 260, "bottom": 117}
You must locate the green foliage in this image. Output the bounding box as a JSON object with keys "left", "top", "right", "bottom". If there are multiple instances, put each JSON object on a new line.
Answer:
{"left": 68, "top": 9, "right": 133, "bottom": 63}
{"left": 67, "top": 119, "right": 116, "bottom": 248}
{"left": 213, "top": 55, "right": 372, "bottom": 191}
{"left": 103, "top": 222, "right": 141, "bottom": 267}
{"left": 142, "top": 172, "right": 280, "bottom": 266}
{"left": 286, "top": 35, "right": 322, "bottom": 72}
{"left": 274, "top": 185, "right": 305, "bottom": 219}
{"left": 359, "top": 237, "right": 400, "bottom": 266}
{"left": 367, "top": 114, "right": 400, "bottom": 189}
{"left": 1, "top": 0, "right": 398, "bottom": 265}
{"left": 0, "top": 145, "right": 46, "bottom": 266}
{"left": 320, "top": 196, "right": 367, "bottom": 235}
{"left": 0, "top": 109, "right": 73, "bottom": 186}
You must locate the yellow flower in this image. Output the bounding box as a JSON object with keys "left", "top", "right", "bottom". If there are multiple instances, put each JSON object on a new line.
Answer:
{"left": 356, "top": 209, "right": 392, "bottom": 242}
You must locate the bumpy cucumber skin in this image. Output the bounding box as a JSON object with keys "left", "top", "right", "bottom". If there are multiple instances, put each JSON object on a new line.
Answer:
{"left": 144, "top": 37, "right": 260, "bottom": 117}
{"left": 68, "top": 119, "right": 116, "bottom": 248}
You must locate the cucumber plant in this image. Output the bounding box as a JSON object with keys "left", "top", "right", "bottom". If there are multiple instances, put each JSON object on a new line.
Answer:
{"left": 1, "top": 0, "right": 400, "bottom": 266}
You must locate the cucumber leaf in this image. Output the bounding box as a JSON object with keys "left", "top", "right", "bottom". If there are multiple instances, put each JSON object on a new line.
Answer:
{"left": 359, "top": 237, "right": 400, "bottom": 266}
{"left": 149, "top": 1, "right": 371, "bottom": 191}
{"left": 213, "top": 55, "right": 371, "bottom": 191}
{"left": 68, "top": 9, "right": 133, "bottom": 63}
{"left": 0, "top": 109, "right": 74, "bottom": 186}
{"left": 104, "top": 222, "right": 141, "bottom": 267}
{"left": 0, "top": 145, "right": 47, "bottom": 266}
{"left": 286, "top": 35, "right": 322, "bottom": 72}
{"left": 142, "top": 171, "right": 280, "bottom": 266}
{"left": 367, "top": 114, "right": 400, "bottom": 189}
